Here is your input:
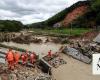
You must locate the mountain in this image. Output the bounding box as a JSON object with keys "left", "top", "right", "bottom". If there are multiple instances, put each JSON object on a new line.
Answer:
{"left": 0, "top": 20, "right": 24, "bottom": 32}
{"left": 45, "top": 1, "right": 89, "bottom": 27}
{"left": 29, "top": 0, "right": 100, "bottom": 29}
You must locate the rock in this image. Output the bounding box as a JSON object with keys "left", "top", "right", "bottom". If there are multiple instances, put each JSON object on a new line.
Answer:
{"left": 1, "top": 73, "right": 8, "bottom": 80}
{"left": 9, "top": 73, "right": 17, "bottom": 80}
{"left": 63, "top": 47, "right": 92, "bottom": 64}
{"left": 14, "top": 70, "right": 18, "bottom": 74}
{"left": 0, "top": 77, "right": 1, "bottom": 80}
{"left": 0, "top": 63, "right": 52, "bottom": 80}
{"left": 27, "top": 76, "right": 35, "bottom": 80}
{"left": 25, "top": 72, "right": 28, "bottom": 75}
{"left": 19, "top": 71, "right": 25, "bottom": 74}
{"left": 2, "top": 65, "right": 7, "bottom": 70}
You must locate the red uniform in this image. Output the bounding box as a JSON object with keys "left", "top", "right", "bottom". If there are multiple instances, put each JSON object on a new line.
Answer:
{"left": 30, "top": 53, "right": 36, "bottom": 64}
{"left": 6, "top": 50, "right": 14, "bottom": 70}
{"left": 21, "top": 54, "right": 26, "bottom": 64}
{"left": 21, "top": 53, "right": 28, "bottom": 65}
{"left": 48, "top": 50, "right": 52, "bottom": 57}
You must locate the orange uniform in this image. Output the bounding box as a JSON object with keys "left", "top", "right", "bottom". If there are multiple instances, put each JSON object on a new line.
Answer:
{"left": 14, "top": 52, "right": 20, "bottom": 65}
{"left": 30, "top": 53, "right": 36, "bottom": 64}
{"left": 6, "top": 49, "right": 14, "bottom": 70}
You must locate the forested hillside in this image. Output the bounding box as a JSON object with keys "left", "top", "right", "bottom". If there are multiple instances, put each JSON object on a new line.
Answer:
{"left": 29, "top": 0, "right": 100, "bottom": 29}
{"left": 0, "top": 20, "right": 23, "bottom": 32}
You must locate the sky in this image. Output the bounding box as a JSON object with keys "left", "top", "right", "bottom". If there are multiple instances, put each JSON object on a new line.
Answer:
{"left": 0, "top": 0, "right": 85, "bottom": 24}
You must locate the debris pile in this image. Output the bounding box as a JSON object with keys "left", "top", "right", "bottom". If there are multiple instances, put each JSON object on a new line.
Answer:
{"left": 63, "top": 47, "right": 92, "bottom": 64}
{"left": 51, "top": 37, "right": 68, "bottom": 44}
{"left": 62, "top": 33, "right": 100, "bottom": 64}
{"left": 68, "top": 31, "right": 99, "bottom": 44}
{"left": 82, "top": 31, "right": 99, "bottom": 40}
{"left": 49, "top": 57, "right": 67, "bottom": 68}
{"left": 12, "top": 35, "right": 42, "bottom": 44}
{"left": 43, "top": 54, "right": 67, "bottom": 68}
{"left": 0, "top": 63, "right": 53, "bottom": 80}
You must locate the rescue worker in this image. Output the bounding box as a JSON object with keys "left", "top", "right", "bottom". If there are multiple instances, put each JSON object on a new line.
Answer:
{"left": 21, "top": 50, "right": 29, "bottom": 65}
{"left": 21, "top": 53, "right": 27, "bottom": 65}
{"left": 25, "top": 50, "right": 29, "bottom": 62}
{"left": 48, "top": 50, "right": 52, "bottom": 57}
{"left": 30, "top": 52, "right": 36, "bottom": 64}
{"left": 14, "top": 51, "right": 20, "bottom": 66}
{"left": 5, "top": 49, "right": 14, "bottom": 70}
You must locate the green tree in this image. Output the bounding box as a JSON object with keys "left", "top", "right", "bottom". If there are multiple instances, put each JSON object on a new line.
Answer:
{"left": 91, "top": 0, "right": 100, "bottom": 12}
{"left": 0, "top": 20, "right": 23, "bottom": 32}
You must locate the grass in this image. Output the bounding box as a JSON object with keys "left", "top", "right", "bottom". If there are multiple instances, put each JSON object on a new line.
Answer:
{"left": 31, "top": 28, "right": 91, "bottom": 37}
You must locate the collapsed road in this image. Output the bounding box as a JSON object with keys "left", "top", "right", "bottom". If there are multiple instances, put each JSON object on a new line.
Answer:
{"left": 0, "top": 48, "right": 54, "bottom": 80}
{"left": 62, "top": 47, "right": 92, "bottom": 64}
{"left": 0, "top": 46, "right": 53, "bottom": 79}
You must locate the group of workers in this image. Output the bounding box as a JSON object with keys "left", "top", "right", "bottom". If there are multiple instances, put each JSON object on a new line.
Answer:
{"left": 5, "top": 49, "right": 36, "bottom": 70}
{"left": 5, "top": 49, "right": 53, "bottom": 70}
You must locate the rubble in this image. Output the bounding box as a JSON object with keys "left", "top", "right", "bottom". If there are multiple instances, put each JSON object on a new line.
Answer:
{"left": 49, "top": 57, "right": 67, "bottom": 68}
{"left": 63, "top": 47, "right": 92, "bottom": 64}
{"left": 0, "top": 63, "right": 53, "bottom": 80}
{"left": 12, "top": 35, "right": 42, "bottom": 44}
{"left": 62, "top": 35, "right": 100, "bottom": 64}
{"left": 43, "top": 54, "right": 67, "bottom": 68}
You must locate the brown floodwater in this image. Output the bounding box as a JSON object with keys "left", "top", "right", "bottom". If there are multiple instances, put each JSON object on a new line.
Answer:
{"left": 1, "top": 36, "right": 63, "bottom": 58}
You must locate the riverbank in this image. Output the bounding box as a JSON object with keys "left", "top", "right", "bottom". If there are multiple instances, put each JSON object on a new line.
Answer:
{"left": 0, "top": 29, "right": 98, "bottom": 45}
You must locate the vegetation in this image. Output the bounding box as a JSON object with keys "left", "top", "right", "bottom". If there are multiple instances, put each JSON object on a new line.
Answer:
{"left": 91, "top": 0, "right": 100, "bottom": 25}
{"left": 31, "top": 28, "right": 91, "bottom": 37}
{"left": 0, "top": 20, "right": 23, "bottom": 32}
{"left": 72, "top": 0, "right": 100, "bottom": 28}
{"left": 91, "top": 0, "right": 100, "bottom": 12}
{"left": 27, "top": 22, "right": 46, "bottom": 29}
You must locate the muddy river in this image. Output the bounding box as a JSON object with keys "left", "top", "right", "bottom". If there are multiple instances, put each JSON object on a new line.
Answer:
{"left": 1, "top": 36, "right": 63, "bottom": 58}
{"left": 2, "top": 42, "right": 62, "bottom": 57}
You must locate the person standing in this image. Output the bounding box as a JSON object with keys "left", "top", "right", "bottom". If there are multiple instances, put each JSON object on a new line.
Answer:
{"left": 21, "top": 50, "right": 29, "bottom": 65}
{"left": 30, "top": 52, "right": 36, "bottom": 64}
{"left": 5, "top": 49, "right": 14, "bottom": 70}
{"left": 14, "top": 51, "right": 20, "bottom": 66}
{"left": 48, "top": 50, "right": 52, "bottom": 57}
{"left": 25, "top": 50, "right": 29, "bottom": 62}
{"left": 21, "top": 53, "right": 26, "bottom": 65}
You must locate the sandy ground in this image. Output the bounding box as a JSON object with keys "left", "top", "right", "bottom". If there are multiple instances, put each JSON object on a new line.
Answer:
{"left": 52, "top": 53, "right": 100, "bottom": 80}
